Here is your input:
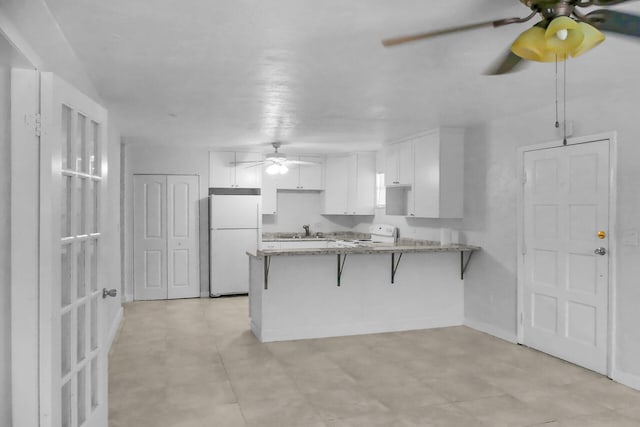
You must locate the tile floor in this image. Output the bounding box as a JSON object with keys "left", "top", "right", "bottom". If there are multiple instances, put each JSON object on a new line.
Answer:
{"left": 109, "top": 297, "right": 640, "bottom": 427}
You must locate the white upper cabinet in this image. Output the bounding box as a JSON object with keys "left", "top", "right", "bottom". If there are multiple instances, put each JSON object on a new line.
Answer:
{"left": 409, "top": 128, "right": 464, "bottom": 218}
{"left": 323, "top": 156, "right": 350, "bottom": 214}
{"left": 385, "top": 142, "right": 413, "bottom": 186}
{"left": 261, "top": 170, "right": 278, "bottom": 215}
{"left": 324, "top": 153, "right": 375, "bottom": 215}
{"left": 209, "top": 151, "right": 262, "bottom": 188}
{"left": 278, "top": 155, "right": 324, "bottom": 190}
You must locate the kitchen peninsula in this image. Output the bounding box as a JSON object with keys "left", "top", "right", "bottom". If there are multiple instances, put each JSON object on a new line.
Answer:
{"left": 247, "top": 239, "right": 480, "bottom": 343}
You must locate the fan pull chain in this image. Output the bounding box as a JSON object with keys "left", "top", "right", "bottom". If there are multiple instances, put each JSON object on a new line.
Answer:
{"left": 555, "top": 54, "right": 560, "bottom": 130}
{"left": 563, "top": 57, "right": 568, "bottom": 146}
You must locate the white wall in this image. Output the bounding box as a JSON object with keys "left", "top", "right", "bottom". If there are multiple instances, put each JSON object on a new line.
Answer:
{"left": 0, "top": 45, "right": 12, "bottom": 427}
{"left": 461, "top": 87, "right": 640, "bottom": 385}
{"left": 263, "top": 191, "right": 357, "bottom": 234}
{"left": 123, "top": 145, "right": 210, "bottom": 299}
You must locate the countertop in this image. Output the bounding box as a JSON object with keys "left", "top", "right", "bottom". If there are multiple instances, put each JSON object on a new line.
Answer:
{"left": 248, "top": 243, "right": 480, "bottom": 257}
{"left": 262, "top": 231, "right": 370, "bottom": 242}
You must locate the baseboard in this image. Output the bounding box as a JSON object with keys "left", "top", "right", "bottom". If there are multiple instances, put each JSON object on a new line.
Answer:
{"left": 464, "top": 317, "right": 518, "bottom": 344}
{"left": 123, "top": 294, "right": 133, "bottom": 303}
{"left": 612, "top": 369, "right": 640, "bottom": 392}
{"left": 107, "top": 306, "right": 124, "bottom": 353}
{"left": 259, "top": 314, "right": 464, "bottom": 343}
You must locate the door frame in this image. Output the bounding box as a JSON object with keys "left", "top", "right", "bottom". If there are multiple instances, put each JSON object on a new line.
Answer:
{"left": 516, "top": 131, "right": 618, "bottom": 377}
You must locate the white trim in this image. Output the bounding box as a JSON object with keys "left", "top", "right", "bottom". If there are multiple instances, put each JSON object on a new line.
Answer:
{"left": 106, "top": 306, "right": 124, "bottom": 353}
{"left": 464, "top": 317, "right": 518, "bottom": 344}
{"left": 0, "top": 8, "right": 43, "bottom": 68}
{"left": 612, "top": 369, "right": 640, "bottom": 392}
{"left": 386, "top": 127, "right": 465, "bottom": 146}
{"left": 10, "top": 67, "right": 41, "bottom": 427}
{"left": 516, "top": 132, "right": 618, "bottom": 379}
{"left": 123, "top": 294, "right": 134, "bottom": 303}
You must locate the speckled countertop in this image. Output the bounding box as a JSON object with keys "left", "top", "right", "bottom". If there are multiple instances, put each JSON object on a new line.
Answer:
{"left": 248, "top": 241, "right": 480, "bottom": 257}
{"left": 262, "top": 231, "right": 370, "bottom": 242}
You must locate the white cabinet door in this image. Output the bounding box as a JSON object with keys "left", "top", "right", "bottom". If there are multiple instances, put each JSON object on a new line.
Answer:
{"left": 299, "top": 156, "right": 324, "bottom": 190}
{"left": 384, "top": 145, "right": 400, "bottom": 185}
{"left": 235, "top": 152, "right": 262, "bottom": 188}
{"left": 352, "top": 153, "right": 376, "bottom": 215}
{"left": 209, "top": 151, "right": 235, "bottom": 187}
{"left": 324, "top": 153, "right": 375, "bottom": 215}
{"left": 411, "top": 129, "right": 463, "bottom": 218}
{"left": 385, "top": 142, "right": 413, "bottom": 186}
{"left": 324, "top": 156, "right": 350, "bottom": 214}
{"left": 398, "top": 142, "right": 414, "bottom": 186}
{"left": 276, "top": 155, "right": 324, "bottom": 190}
{"left": 261, "top": 172, "right": 278, "bottom": 215}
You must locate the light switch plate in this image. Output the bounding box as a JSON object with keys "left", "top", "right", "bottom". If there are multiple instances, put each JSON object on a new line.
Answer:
{"left": 622, "top": 230, "right": 639, "bottom": 246}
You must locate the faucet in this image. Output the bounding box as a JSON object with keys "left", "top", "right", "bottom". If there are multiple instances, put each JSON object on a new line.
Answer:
{"left": 302, "top": 224, "right": 310, "bottom": 237}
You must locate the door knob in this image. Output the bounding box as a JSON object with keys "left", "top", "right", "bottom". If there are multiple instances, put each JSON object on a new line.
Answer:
{"left": 594, "top": 247, "right": 607, "bottom": 256}
{"left": 102, "top": 288, "right": 118, "bottom": 298}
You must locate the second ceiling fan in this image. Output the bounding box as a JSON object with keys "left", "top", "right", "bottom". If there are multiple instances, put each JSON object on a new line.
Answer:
{"left": 382, "top": 0, "right": 640, "bottom": 74}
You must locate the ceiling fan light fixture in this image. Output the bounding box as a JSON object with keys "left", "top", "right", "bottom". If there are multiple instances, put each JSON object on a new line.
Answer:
{"left": 278, "top": 165, "right": 289, "bottom": 175}
{"left": 571, "top": 22, "right": 605, "bottom": 57}
{"left": 266, "top": 163, "right": 281, "bottom": 175}
{"left": 544, "top": 17, "right": 584, "bottom": 55}
{"left": 511, "top": 26, "right": 548, "bottom": 61}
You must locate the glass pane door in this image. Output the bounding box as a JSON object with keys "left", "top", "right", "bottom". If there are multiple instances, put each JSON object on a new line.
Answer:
{"left": 58, "top": 101, "right": 103, "bottom": 427}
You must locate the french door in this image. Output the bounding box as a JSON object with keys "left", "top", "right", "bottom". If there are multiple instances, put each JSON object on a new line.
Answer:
{"left": 521, "top": 139, "right": 610, "bottom": 374}
{"left": 40, "top": 73, "right": 109, "bottom": 427}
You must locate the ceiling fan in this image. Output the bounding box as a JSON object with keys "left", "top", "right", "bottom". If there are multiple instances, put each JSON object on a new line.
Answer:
{"left": 382, "top": 0, "right": 640, "bottom": 74}
{"left": 231, "top": 142, "right": 319, "bottom": 175}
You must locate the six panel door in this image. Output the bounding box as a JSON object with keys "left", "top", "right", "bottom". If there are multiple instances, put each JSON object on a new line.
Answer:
{"left": 522, "top": 140, "right": 610, "bottom": 374}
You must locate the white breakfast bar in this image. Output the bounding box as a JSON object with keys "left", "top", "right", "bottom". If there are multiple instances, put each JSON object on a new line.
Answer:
{"left": 247, "top": 242, "right": 480, "bottom": 342}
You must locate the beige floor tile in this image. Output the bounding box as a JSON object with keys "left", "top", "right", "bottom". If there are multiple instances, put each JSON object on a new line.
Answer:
{"left": 552, "top": 410, "right": 640, "bottom": 427}
{"left": 456, "top": 395, "right": 556, "bottom": 427}
{"left": 306, "top": 386, "right": 391, "bottom": 420}
{"left": 397, "top": 403, "right": 487, "bottom": 427}
{"left": 242, "top": 396, "right": 325, "bottom": 427}
{"left": 110, "top": 297, "right": 640, "bottom": 427}
{"left": 425, "top": 373, "right": 505, "bottom": 402}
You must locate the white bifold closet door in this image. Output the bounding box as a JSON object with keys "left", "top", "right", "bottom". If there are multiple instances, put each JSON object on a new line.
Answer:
{"left": 133, "top": 174, "right": 199, "bottom": 300}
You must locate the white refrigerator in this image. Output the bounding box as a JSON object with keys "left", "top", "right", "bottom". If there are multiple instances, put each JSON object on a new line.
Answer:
{"left": 209, "top": 189, "right": 261, "bottom": 296}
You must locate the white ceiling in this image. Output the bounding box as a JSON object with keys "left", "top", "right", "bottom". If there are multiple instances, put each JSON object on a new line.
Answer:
{"left": 43, "top": 0, "right": 640, "bottom": 152}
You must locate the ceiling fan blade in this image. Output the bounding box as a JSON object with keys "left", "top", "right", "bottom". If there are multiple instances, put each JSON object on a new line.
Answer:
{"left": 586, "top": 9, "right": 640, "bottom": 38}
{"left": 588, "top": 0, "right": 635, "bottom": 5}
{"left": 230, "top": 161, "right": 265, "bottom": 165}
{"left": 382, "top": 19, "right": 505, "bottom": 47}
{"left": 286, "top": 160, "right": 318, "bottom": 166}
{"left": 485, "top": 50, "right": 526, "bottom": 75}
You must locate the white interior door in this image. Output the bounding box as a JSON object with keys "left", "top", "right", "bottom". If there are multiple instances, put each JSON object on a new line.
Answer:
{"left": 522, "top": 140, "right": 610, "bottom": 374}
{"left": 134, "top": 174, "right": 200, "bottom": 300}
{"left": 40, "top": 73, "right": 108, "bottom": 427}
{"left": 133, "top": 175, "right": 167, "bottom": 300}
{"left": 167, "top": 175, "right": 199, "bottom": 299}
